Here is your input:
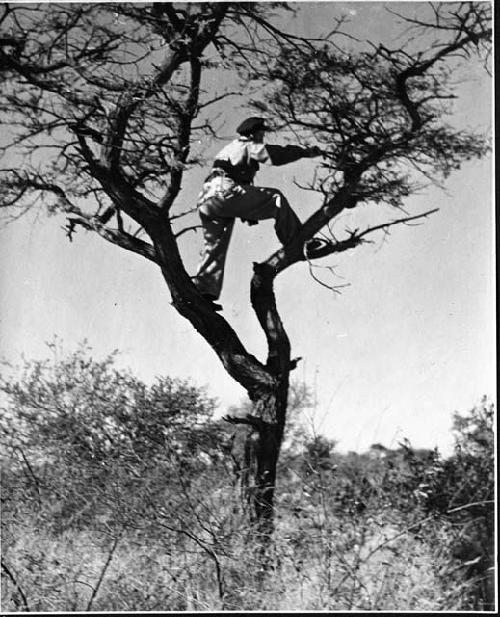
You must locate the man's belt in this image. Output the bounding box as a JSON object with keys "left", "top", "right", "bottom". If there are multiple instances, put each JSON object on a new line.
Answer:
{"left": 205, "top": 156, "right": 257, "bottom": 185}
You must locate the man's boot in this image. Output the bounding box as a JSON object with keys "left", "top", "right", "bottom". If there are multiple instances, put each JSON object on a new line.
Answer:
{"left": 305, "top": 237, "right": 331, "bottom": 258}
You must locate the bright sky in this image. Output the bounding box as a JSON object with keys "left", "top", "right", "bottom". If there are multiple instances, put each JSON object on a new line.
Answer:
{"left": 0, "top": 2, "right": 495, "bottom": 456}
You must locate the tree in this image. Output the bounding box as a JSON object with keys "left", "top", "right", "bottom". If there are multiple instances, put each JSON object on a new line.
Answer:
{"left": 0, "top": 2, "right": 491, "bottom": 544}
{"left": 0, "top": 341, "right": 224, "bottom": 533}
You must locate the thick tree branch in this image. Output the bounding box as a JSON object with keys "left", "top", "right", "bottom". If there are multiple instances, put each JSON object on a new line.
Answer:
{"left": 222, "top": 413, "right": 272, "bottom": 435}
{"left": 3, "top": 173, "right": 158, "bottom": 263}
{"left": 265, "top": 182, "right": 360, "bottom": 275}
{"left": 246, "top": 178, "right": 359, "bottom": 377}
{"left": 391, "top": 13, "right": 491, "bottom": 132}
{"left": 151, "top": 3, "right": 184, "bottom": 33}
{"left": 146, "top": 219, "right": 276, "bottom": 398}
{"left": 250, "top": 262, "right": 292, "bottom": 377}
{"left": 158, "top": 57, "right": 202, "bottom": 212}
{"left": 65, "top": 215, "right": 158, "bottom": 264}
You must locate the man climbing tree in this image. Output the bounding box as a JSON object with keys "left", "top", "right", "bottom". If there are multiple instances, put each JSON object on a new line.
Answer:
{"left": 0, "top": 2, "right": 491, "bottom": 552}
{"left": 194, "top": 115, "right": 325, "bottom": 310}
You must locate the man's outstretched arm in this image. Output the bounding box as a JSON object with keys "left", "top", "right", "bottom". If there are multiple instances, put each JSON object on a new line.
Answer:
{"left": 265, "top": 144, "right": 322, "bottom": 166}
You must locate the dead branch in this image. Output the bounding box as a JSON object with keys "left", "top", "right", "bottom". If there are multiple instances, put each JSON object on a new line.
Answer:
{"left": 174, "top": 225, "right": 202, "bottom": 239}
{"left": 169, "top": 206, "right": 198, "bottom": 222}
{"left": 356, "top": 207, "right": 439, "bottom": 240}
{"left": 306, "top": 261, "right": 352, "bottom": 295}
{"left": 222, "top": 413, "right": 271, "bottom": 435}
{"left": 447, "top": 500, "right": 495, "bottom": 515}
{"left": 66, "top": 216, "right": 159, "bottom": 264}
{"left": 303, "top": 207, "right": 440, "bottom": 262}
{"left": 1, "top": 560, "right": 30, "bottom": 612}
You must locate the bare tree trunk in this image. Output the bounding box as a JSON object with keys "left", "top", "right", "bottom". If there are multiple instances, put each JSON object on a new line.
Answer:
{"left": 237, "top": 381, "right": 289, "bottom": 565}
{"left": 236, "top": 263, "right": 291, "bottom": 558}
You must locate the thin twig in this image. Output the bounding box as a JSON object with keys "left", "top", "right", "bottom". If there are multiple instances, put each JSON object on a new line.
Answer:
{"left": 447, "top": 500, "right": 494, "bottom": 515}
{"left": 86, "top": 533, "right": 121, "bottom": 611}
{"left": 175, "top": 224, "right": 202, "bottom": 239}
{"left": 356, "top": 208, "right": 439, "bottom": 240}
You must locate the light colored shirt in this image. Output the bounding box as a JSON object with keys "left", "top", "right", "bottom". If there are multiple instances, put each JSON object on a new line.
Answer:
{"left": 215, "top": 137, "right": 270, "bottom": 167}
{"left": 211, "top": 137, "right": 311, "bottom": 184}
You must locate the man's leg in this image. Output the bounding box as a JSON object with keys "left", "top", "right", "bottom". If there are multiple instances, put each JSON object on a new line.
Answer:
{"left": 225, "top": 186, "right": 329, "bottom": 257}
{"left": 271, "top": 189, "right": 302, "bottom": 245}
{"left": 222, "top": 185, "right": 302, "bottom": 244}
{"left": 194, "top": 212, "right": 234, "bottom": 301}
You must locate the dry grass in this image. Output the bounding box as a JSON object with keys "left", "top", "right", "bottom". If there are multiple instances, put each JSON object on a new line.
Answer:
{"left": 1, "top": 506, "right": 474, "bottom": 613}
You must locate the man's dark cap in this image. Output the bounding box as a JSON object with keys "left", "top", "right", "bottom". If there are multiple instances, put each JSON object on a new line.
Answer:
{"left": 236, "top": 117, "right": 271, "bottom": 136}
